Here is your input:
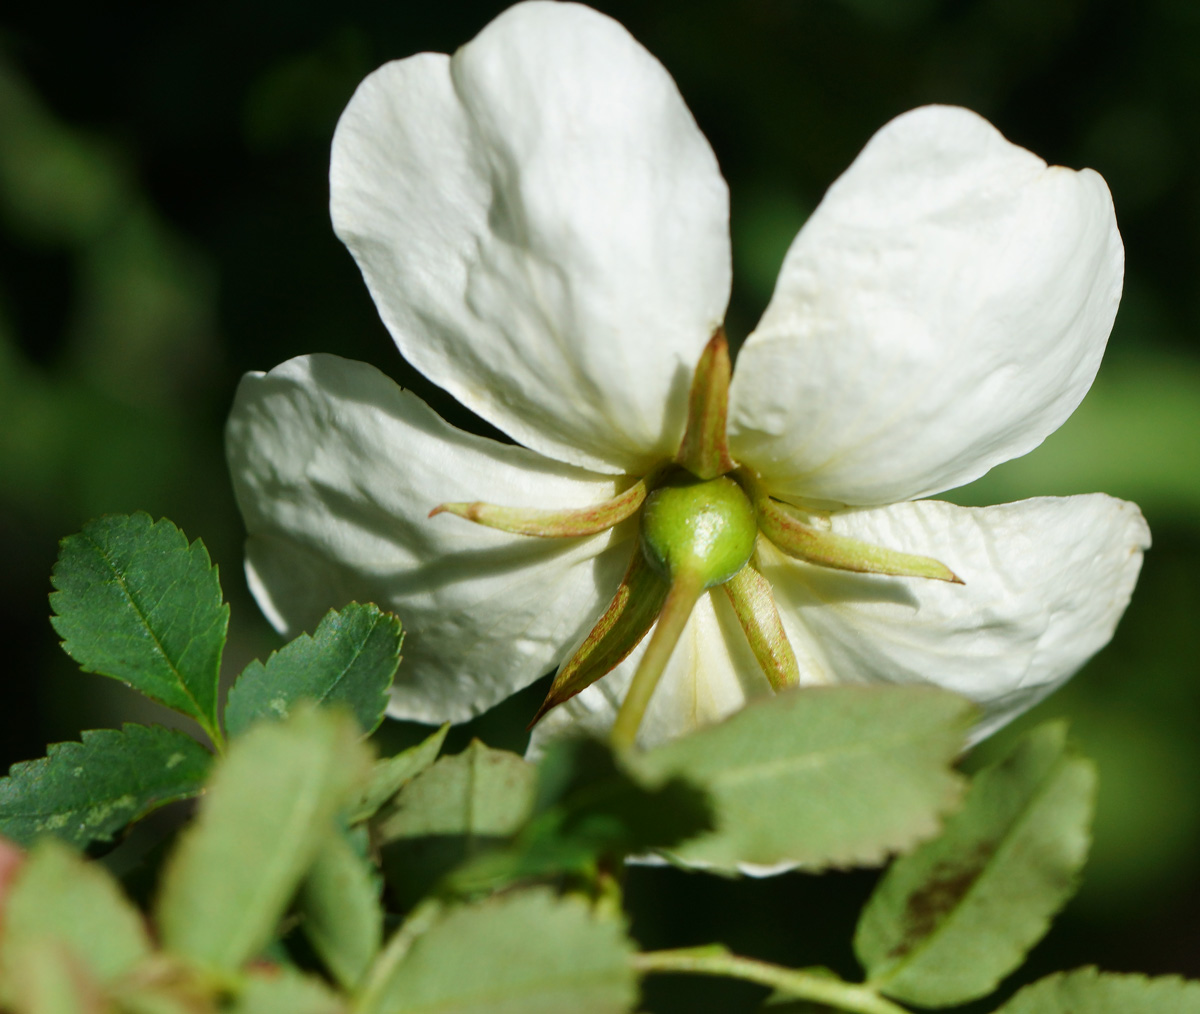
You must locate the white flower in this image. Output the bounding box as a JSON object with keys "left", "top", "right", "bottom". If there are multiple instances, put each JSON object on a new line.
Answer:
{"left": 226, "top": 1, "right": 1149, "bottom": 751}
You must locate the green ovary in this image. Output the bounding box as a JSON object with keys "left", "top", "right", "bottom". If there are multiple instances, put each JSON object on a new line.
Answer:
{"left": 639, "top": 472, "right": 757, "bottom": 588}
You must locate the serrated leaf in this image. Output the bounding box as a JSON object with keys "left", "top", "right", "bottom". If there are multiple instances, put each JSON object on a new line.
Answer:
{"left": 50, "top": 513, "right": 228, "bottom": 741}
{"left": 0, "top": 839, "right": 151, "bottom": 986}
{"left": 224, "top": 604, "right": 402, "bottom": 738}
{"left": 856, "top": 722, "right": 1094, "bottom": 1007}
{"left": 0, "top": 725, "right": 212, "bottom": 848}
{"left": 632, "top": 687, "right": 973, "bottom": 871}
{"left": 298, "top": 824, "right": 381, "bottom": 990}
{"left": 374, "top": 741, "right": 536, "bottom": 907}
{"left": 350, "top": 724, "right": 449, "bottom": 823}
{"left": 155, "top": 706, "right": 372, "bottom": 971}
{"left": 994, "top": 967, "right": 1200, "bottom": 1013}
{"left": 359, "top": 889, "right": 636, "bottom": 1014}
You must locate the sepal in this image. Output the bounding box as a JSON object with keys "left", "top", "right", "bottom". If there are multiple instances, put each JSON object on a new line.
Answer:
{"left": 531, "top": 548, "right": 669, "bottom": 725}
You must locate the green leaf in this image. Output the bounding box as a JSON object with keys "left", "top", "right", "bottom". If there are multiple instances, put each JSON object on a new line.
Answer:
{"left": 855, "top": 722, "right": 1094, "bottom": 1007}
{"left": 155, "top": 705, "right": 372, "bottom": 971}
{"left": 224, "top": 603, "right": 402, "bottom": 738}
{"left": 359, "top": 889, "right": 637, "bottom": 1014}
{"left": 49, "top": 513, "right": 228, "bottom": 741}
{"left": 0, "top": 938, "right": 106, "bottom": 1014}
{"left": 350, "top": 723, "right": 449, "bottom": 823}
{"left": 374, "top": 741, "right": 537, "bottom": 907}
{"left": 373, "top": 740, "right": 537, "bottom": 843}
{"left": 298, "top": 824, "right": 381, "bottom": 990}
{"left": 449, "top": 737, "right": 713, "bottom": 892}
{"left": 228, "top": 967, "right": 344, "bottom": 1014}
{"left": 110, "top": 978, "right": 220, "bottom": 1014}
{"left": 994, "top": 967, "right": 1200, "bottom": 1013}
{"left": 632, "top": 686, "right": 973, "bottom": 871}
{"left": 0, "top": 724, "right": 212, "bottom": 848}
{"left": 0, "top": 839, "right": 151, "bottom": 985}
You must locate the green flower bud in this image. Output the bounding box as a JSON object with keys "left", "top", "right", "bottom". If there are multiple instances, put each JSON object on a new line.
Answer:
{"left": 639, "top": 472, "right": 757, "bottom": 588}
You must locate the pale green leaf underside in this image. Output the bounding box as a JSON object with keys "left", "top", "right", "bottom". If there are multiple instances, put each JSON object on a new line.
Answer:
{"left": 224, "top": 603, "right": 402, "bottom": 738}
{"left": 0, "top": 839, "right": 150, "bottom": 985}
{"left": 367, "top": 889, "right": 637, "bottom": 1014}
{"left": 228, "top": 967, "right": 345, "bottom": 1014}
{"left": 155, "top": 706, "right": 371, "bottom": 971}
{"left": 995, "top": 967, "right": 1200, "bottom": 1013}
{"left": 0, "top": 724, "right": 212, "bottom": 848}
{"left": 49, "top": 512, "right": 228, "bottom": 738}
{"left": 0, "top": 938, "right": 105, "bottom": 1014}
{"left": 351, "top": 723, "right": 449, "bottom": 824}
{"left": 373, "top": 740, "right": 537, "bottom": 845}
{"left": 634, "top": 686, "right": 974, "bottom": 870}
{"left": 299, "top": 825, "right": 382, "bottom": 990}
{"left": 856, "top": 722, "right": 1095, "bottom": 1007}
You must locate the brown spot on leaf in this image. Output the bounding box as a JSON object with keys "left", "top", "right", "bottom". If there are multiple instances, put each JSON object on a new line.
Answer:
{"left": 887, "top": 840, "right": 998, "bottom": 960}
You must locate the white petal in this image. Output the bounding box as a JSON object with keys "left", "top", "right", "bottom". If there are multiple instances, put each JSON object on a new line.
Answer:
{"left": 729, "top": 106, "right": 1123, "bottom": 505}
{"left": 758, "top": 495, "right": 1150, "bottom": 741}
{"left": 330, "top": 1, "right": 731, "bottom": 474}
{"left": 226, "top": 353, "right": 637, "bottom": 724}
{"left": 528, "top": 589, "right": 773, "bottom": 754}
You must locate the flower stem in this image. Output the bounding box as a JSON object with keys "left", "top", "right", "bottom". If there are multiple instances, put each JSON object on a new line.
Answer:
{"left": 610, "top": 571, "right": 703, "bottom": 751}
{"left": 633, "top": 947, "right": 910, "bottom": 1014}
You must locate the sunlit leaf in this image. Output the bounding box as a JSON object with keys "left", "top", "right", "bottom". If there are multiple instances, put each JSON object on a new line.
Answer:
{"left": 228, "top": 966, "right": 344, "bottom": 1014}
{"left": 0, "top": 938, "right": 106, "bottom": 1014}
{"left": 155, "top": 706, "right": 371, "bottom": 971}
{"left": 994, "top": 967, "right": 1200, "bottom": 1013}
{"left": 856, "top": 722, "right": 1094, "bottom": 1006}
{"left": 0, "top": 839, "right": 150, "bottom": 986}
{"left": 359, "top": 889, "right": 636, "bottom": 1014}
{"left": 633, "top": 687, "right": 973, "bottom": 870}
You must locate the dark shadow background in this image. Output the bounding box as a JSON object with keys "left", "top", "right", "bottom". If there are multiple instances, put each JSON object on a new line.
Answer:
{"left": 2, "top": 1, "right": 1199, "bottom": 1010}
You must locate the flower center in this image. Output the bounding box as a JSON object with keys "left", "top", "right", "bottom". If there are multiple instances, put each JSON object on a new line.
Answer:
{"left": 639, "top": 471, "right": 757, "bottom": 589}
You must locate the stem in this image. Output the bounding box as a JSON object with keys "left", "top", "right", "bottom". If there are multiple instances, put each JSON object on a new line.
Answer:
{"left": 352, "top": 897, "right": 444, "bottom": 1013}
{"left": 633, "top": 947, "right": 911, "bottom": 1014}
{"left": 610, "top": 572, "right": 703, "bottom": 751}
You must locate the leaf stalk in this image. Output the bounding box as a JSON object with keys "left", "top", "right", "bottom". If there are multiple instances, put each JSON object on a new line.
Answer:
{"left": 633, "top": 946, "right": 911, "bottom": 1014}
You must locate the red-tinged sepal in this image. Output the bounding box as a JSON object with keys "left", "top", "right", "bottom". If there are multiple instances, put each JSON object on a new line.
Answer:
{"left": 431, "top": 477, "right": 649, "bottom": 538}
{"left": 530, "top": 549, "right": 670, "bottom": 726}
{"left": 756, "top": 497, "right": 963, "bottom": 584}
{"left": 722, "top": 563, "right": 800, "bottom": 692}
{"left": 675, "top": 328, "right": 736, "bottom": 481}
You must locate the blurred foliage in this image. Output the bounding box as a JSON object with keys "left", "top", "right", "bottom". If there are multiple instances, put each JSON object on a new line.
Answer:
{"left": 1, "top": 1, "right": 1199, "bottom": 1011}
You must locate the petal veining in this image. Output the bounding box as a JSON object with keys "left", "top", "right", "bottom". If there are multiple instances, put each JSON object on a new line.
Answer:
{"left": 729, "top": 105, "right": 1123, "bottom": 505}
{"left": 330, "top": 1, "right": 731, "bottom": 474}
{"left": 226, "top": 353, "right": 634, "bottom": 723}
{"left": 758, "top": 495, "right": 1150, "bottom": 742}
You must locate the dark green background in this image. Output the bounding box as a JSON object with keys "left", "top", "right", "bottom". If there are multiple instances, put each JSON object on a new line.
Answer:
{"left": 3, "top": 2, "right": 1198, "bottom": 1010}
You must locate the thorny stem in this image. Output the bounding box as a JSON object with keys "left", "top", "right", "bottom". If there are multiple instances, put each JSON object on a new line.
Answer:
{"left": 610, "top": 571, "right": 703, "bottom": 751}
{"left": 633, "top": 947, "right": 911, "bottom": 1014}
